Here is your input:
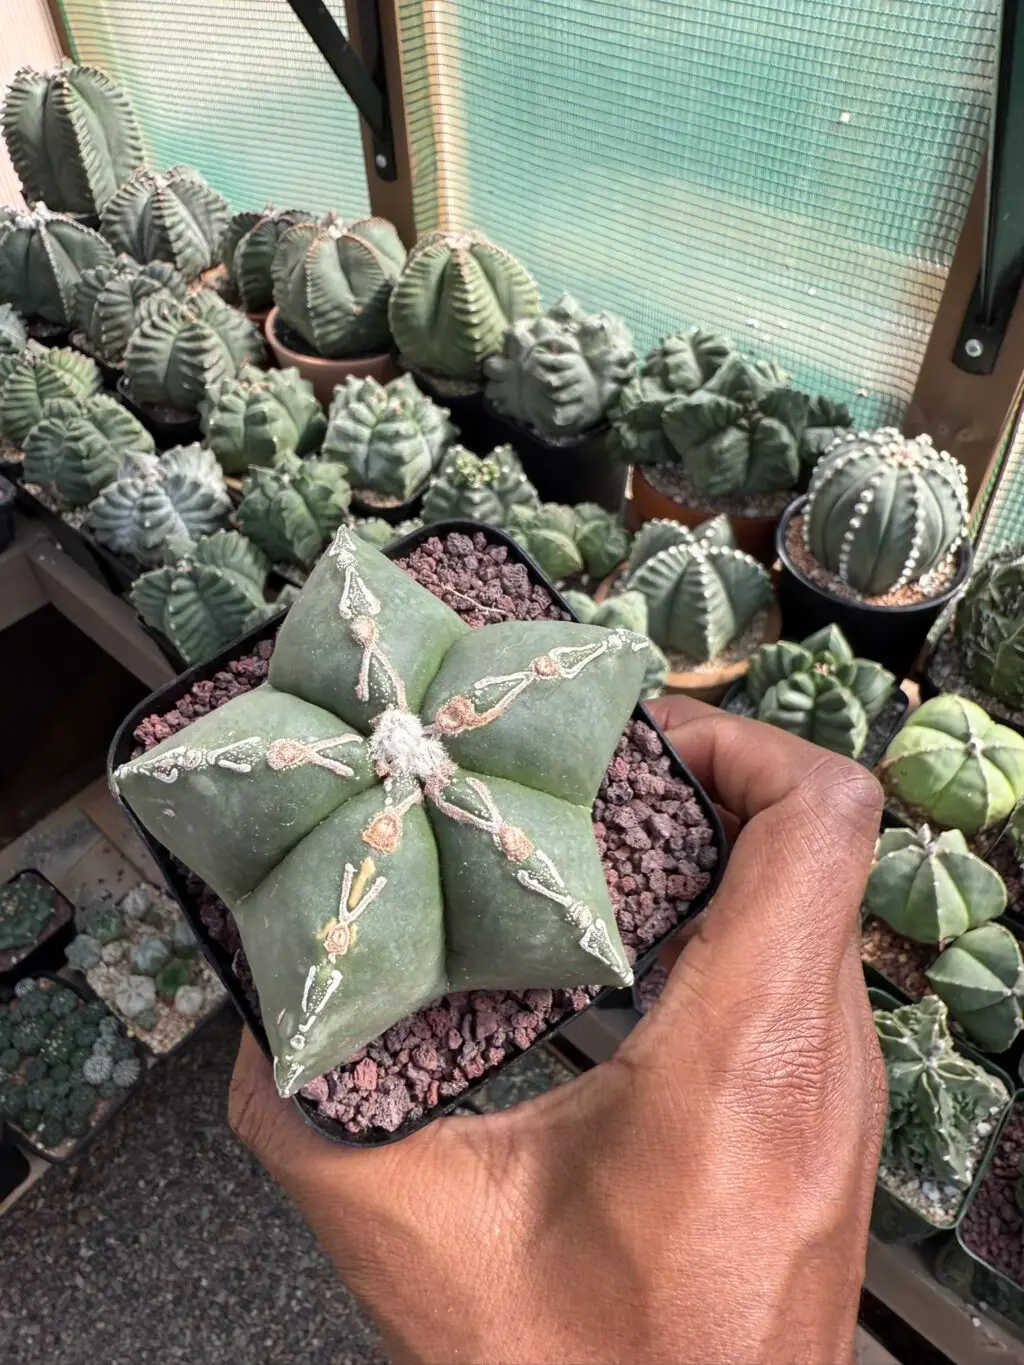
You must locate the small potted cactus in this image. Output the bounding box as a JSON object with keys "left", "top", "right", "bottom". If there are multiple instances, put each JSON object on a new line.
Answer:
{"left": 0, "top": 872, "right": 75, "bottom": 979}
{"left": 219, "top": 206, "right": 313, "bottom": 323}
{"left": 234, "top": 452, "right": 353, "bottom": 570}
{"left": 100, "top": 166, "right": 231, "bottom": 283}
{"left": 21, "top": 392, "right": 156, "bottom": 508}
{"left": 562, "top": 589, "right": 667, "bottom": 699}
{"left": 199, "top": 364, "right": 326, "bottom": 476}
{"left": 421, "top": 444, "right": 540, "bottom": 526}
{"left": 776, "top": 428, "right": 973, "bottom": 677}
{"left": 0, "top": 343, "right": 101, "bottom": 455}
{"left": 0, "top": 205, "right": 114, "bottom": 343}
{"left": 72, "top": 255, "right": 189, "bottom": 383}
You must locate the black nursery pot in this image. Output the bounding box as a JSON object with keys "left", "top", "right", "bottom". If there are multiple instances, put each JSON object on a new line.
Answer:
{"left": 0, "top": 474, "right": 14, "bottom": 553}
{"left": 481, "top": 402, "right": 626, "bottom": 512}
{"left": 0, "top": 1125, "right": 30, "bottom": 1202}
{"left": 776, "top": 497, "right": 974, "bottom": 681}
{"left": 0, "top": 869, "right": 76, "bottom": 982}
{"left": 116, "top": 377, "right": 201, "bottom": 451}
{"left": 107, "top": 520, "right": 727, "bottom": 1148}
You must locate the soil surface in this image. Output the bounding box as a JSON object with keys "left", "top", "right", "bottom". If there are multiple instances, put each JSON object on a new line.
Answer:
{"left": 962, "top": 1103, "right": 1024, "bottom": 1285}
{"left": 860, "top": 917, "right": 937, "bottom": 1000}
{"left": 785, "top": 512, "right": 960, "bottom": 608}
{"left": 643, "top": 464, "right": 790, "bottom": 518}
{"left": 927, "top": 631, "right": 1024, "bottom": 733}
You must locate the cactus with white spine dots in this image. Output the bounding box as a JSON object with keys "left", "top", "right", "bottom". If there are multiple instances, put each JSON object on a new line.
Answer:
{"left": 864, "top": 825, "right": 1007, "bottom": 945}
{"left": 200, "top": 364, "right": 326, "bottom": 474}
{"left": 421, "top": 444, "right": 540, "bottom": 527}
{"left": 234, "top": 453, "right": 352, "bottom": 569}
{"left": 0, "top": 205, "right": 113, "bottom": 326}
{"left": 22, "top": 392, "right": 155, "bottom": 504}
{"left": 562, "top": 588, "right": 668, "bottom": 698}
{"left": 220, "top": 207, "right": 313, "bottom": 314}
{"left": 75, "top": 255, "right": 188, "bottom": 366}
{"left": 100, "top": 166, "right": 231, "bottom": 282}
{"left": 0, "top": 344, "right": 101, "bottom": 445}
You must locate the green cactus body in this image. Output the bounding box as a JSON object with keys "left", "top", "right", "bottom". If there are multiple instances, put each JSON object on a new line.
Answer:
{"left": 1, "top": 63, "right": 144, "bottom": 215}
{"left": 220, "top": 207, "right": 314, "bottom": 314}
{"left": 954, "top": 544, "right": 1024, "bottom": 708}
{"left": 75, "top": 255, "right": 188, "bottom": 365}
{"left": 573, "top": 503, "right": 632, "bottom": 579}
{"left": 0, "top": 344, "right": 101, "bottom": 445}
{"left": 200, "top": 364, "right": 326, "bottom": 474}
{"left": 483, "top": 294, "right": 636, "bottom": 439}
{"left": 562, "top": 588, "right": 668, "bottom": 698}
{"left": 505, "top": 503, "right": 584, "bottom": 582}
{"left": 642, "top": 328, "right": 733, "bottom": 395}
{"left": 801, "top": 395, "right": 853, "bottom": 472}
{"left": 271, "top": 215, "right": 406, "bottom": 358}
{"left": 0, "top": 303, "right": 27, "bottom": 364}
{"left": 0, "top": 205, "right": 114, "bottom": 326}
{"left": 388, "top": 230, "right": 540, "bottom": 383}
{"left": 0, "top": 879, "right": 56, "bottom": 952}
{"left": 235, "top": 452, "right": 352, "bottom": 568}
{"left": 882, "top": 696, "right": 1024, "bottom": 835}
{"left": 348, "top": 516, "right": 424, "bottom": 549}
{"left": 100, "top": 166, "right": 231, "bottom": 282}
{"left": 123, "top": 292, "right": 265, "bottom": 414}
{"left": 804, "top": 429, "right": 969, "bottom": 595}
{"left": 758, "top": 672, "right": 867, "bottom": 758}
{"left": 926, "top": 923, "right": 1024, "bottom": 1052}
{"left": 865, "top": 825, "right": 1007, "bottom": 945}
{"left": 421, "top": 444, "right": 540, "bottom": 527}
{"left": 86, "top": 443, "right": 232, "bottom": 564}
{"left": 22, "top": 392, "right": 155, "bottom": 504}
{"left": 623, "top": 515, "right": 772, "bottom": 662}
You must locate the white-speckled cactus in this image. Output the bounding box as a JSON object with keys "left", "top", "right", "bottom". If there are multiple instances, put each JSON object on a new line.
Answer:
{"left": 234, "top": 452, "right": 352, "bottom": 569}
{"left": 865, "top": 825, "right": 1007, "bottom": 945}
{"left": 421, "top": 444, "right": 540, "bottom": 527}
{"left": 220, "top": 207, "right": 313, "bottom": 314}
{"left": 75, "top": 255, "right": 188, "bottom": 366}
{"left": 100, "top": 166, "right": 231, "bottom": 282}
{"left": 199, "top": 364, "right": 325, "bottom": 474}
{"left": 22, "top": 392, "right": 155, "bottom": 504}
{"left": 0, "top": 344, "right": 101, "bottom": 445}
{"left": 0, "top": 205, "right": 113, "bottom": 326}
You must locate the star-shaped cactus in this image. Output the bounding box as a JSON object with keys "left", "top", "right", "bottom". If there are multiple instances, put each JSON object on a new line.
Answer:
{"left": 112, "top": 529, "right": 650, "bottom": 1096}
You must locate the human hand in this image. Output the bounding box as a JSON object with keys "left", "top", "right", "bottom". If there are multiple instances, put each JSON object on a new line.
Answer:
{"left": 229, "top": 695, "right": 886, "bottom": 1365}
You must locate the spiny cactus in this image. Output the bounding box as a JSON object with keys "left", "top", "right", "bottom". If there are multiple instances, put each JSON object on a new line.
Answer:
{"left": 954, "top": 544, "right": 1024, "bottom": 709}
{"left": 881, "top": 695, "right": 1024, "bottom": 835}
{"left": 101, "top": 165, "right": 231, "bottom": 282}
{"left": 573, "top": 502, "right": 632, "bottom": 579}
{"left": 421, "top": 444, "right": 540, "bottom": 526}
{"left": 271, "top": 215, "right": 406, "bottom": 358}
{"left": 200, "top": 363, "right": 325, "bottom": 474}
{"left": 0, "top": 344, "right": 101, "bottom": 446}
{"left": 927, "top": 923, "right": 1024, "bottom": 1052}
{"left": 0, "top": 205, "right": 113, "bottom": 326}
{"left": 804, "top": 429, "right": 969, "bottom": 595}
{"left": 865, "top": 825, "right": 1007, "bottom": 945}
{"left": 22, "top": 392, "right": 155, "bottom": 504}
{"left": 348, "top": 516, "right": 424, "bottom": 549}
{"left": 483, "top": 294, "right": 636, "bottom": 439}
{"left": 506, "top": 503, "right": 584, "bottom": 581}
{"left": 86, "top": 443, "right": 232, "bottom": 564}
{"left": 234, "top": 452, "right": 352, "bottom": 568}
{"left": 321, "top": 373, "right": 456, "bottom": 503}
{"left": 608, "top": 328, "right": 733, "bottom": 465}
{"left": 75, "top": 255, "right": 188, "bottom": 365}
{"left": 123, "top": 291, "right": 265, "bottom": 414}
{"left": 623, "top": 515, "right": 773, "bottom": 663}
{"left": 220, "top": 207, "right": 313, "bottom": 314}
{"left": 562, "top": 588, "right": 668, "bottom": 698}
{"left": 388, "top": 230, "right": 540, "bottom": 383}
{"left": 0, "top": 878, "right": 56, "bottom": 953}
{"left": 1, "top": 63, "right": 144, "bottom": 215}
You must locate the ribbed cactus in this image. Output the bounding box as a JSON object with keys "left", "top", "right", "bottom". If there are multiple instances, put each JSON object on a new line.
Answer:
{"left": 563, "top": 588, "right": 668, "bottom": 698}
{"left": 954, "top": 544, "right": 1024, "bottom": 709}
{"left": 483, "top": 294, "right": 636, "bottom": 439}
{"left": 348, "top": 516, "right": 424, "bottom": 549}
{"left": 506, "top": 503, "right": 584, "bottom": 581}
{"left": 321, "top": 373, "right": 456, "bottom": 503}
{"left": 573, "top": 502, "right": 632, "bottom": 579}
{"left": 22, "top": 392, "right": 155, "bottom": 504}
{"left": 804, "top": 430, "right": 969, "bottom": 595}
{"left": 421, "top": 445, "right": 539, "bottom": 527}
{"left": 0, "top": 344, "right": 101, "bottom": 445}
{"left": 0, "top": 205, "right": 113, "bottom": 326}
{"left": 86, "top": 444, "right": 232, "bottom": 564}
{"left": 123, "top": 291, "right": 265, "bottom": 414}
{"left": 1, "top": 63, "right": 144, "bottom": 215}
{"left": 641, "top": 328, "right": 733, "bottom": 396}
{"left": 865, "top": 825, "right": 1007, "bottom": 945}
{"left": 271, "top": 215, "right": 406, "bottom": 358}
{"left": 388, "top": 230, "right": 540, "bottom": 383}
{"left": 926, "top": 923, "right": 1024, "bottom": 1053}
{"left": 234, "top": 452, "right": 352, "bottom": 568}
{"left": 881, "top": 696, "right": 1024, "bottom": 835}
{"left": 220, "top": 207, "right": 312, "bottom": 314}
{"left": 624, "top": 515, "right": 772, "bottom": 662}
{"left": 101, "top": 166, "right": 231, "bottom": 282}
{"left": 75, "top": 255, "right": 188, "bottom": 365}
{"left": 199, "top": 364, "right": 325, "bottom": 474}
{"left": 801, "top": 395, "right": 854, "bottom": 471}
{"left": 0, "top": 304, "right": 27, "bottom": 365}
{"left": 608, "top": 329, "right": 733, "bottom": 466}
{"left": 130, "top": 530, "right": 271, "bottom": 665}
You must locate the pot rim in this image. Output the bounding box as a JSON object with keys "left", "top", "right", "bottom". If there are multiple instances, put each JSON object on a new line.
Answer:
{"left": 265, "top": 306, "right": 391, "bottom": 369}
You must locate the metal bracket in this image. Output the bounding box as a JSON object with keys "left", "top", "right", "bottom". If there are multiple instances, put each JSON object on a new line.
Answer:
{"left": 284, "top": 0, "right": 397, "bottom": 180}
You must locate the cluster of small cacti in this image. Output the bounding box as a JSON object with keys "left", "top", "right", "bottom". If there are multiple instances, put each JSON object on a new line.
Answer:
{"left": 562, "top": 588, "right": 668, "bottom": 698}
{"left": 220, "top": 207, "right": 312, "bottom": 314}
{"left": 234, "top": 451, "right": 352, "bottom": 568}
{"left": 101, "top": 165, "right": 231, "bottom": 282}
{"left": 22, "top": 391, "right": 155, "bottom": 504}
{"left": 421, "top": 444, "right": 540, "bottom": 526}
{"left": 0, "top": 877, "right": 58, "bottom": 953}
{"left": 953, "top": 543, "right": 1024, "bottom": 710}
{"left": 74, "top": 255, "right": 188, "bottom": 366}
{"left": 0, "top": 343, "right": 101, "bottom": 446}
{"left": 0, "top": 205, "right": 114, "bottom": 327}
{"left": 200, "top": 364, "right": 326, "bottom": 474}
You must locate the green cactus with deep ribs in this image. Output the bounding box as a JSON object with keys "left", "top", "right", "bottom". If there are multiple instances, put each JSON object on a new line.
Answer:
{"left": 1, "top": 63, "right": 144, "bottom": 215}
{"left": 421, "top": 444, "right": 540, "bottom": 527}
{"left": 74, "top": 255, "right": 188, "bottom": 366}
{"left": 112, "top": 525, "right": 652, "bottom": 1096}
{"left": 562, "top": 589, "right": 668, "bottom": 699}
{"left": 100, "top": 165, "right": 231, "bottom": 282}
{"left": 800, "top": 396, "right": 854, "bottom": 471}
{"left": 804, "top": 429, "right": 969, "bottom": 596}
{"left": 220, "top": 207, "right": 313, "bottom": 314}
{"left": 505, "top": 503, "right": 583, "bottom": 582}
{"left": 322, "top": 374, "right": 456, "bottom": 503}
{"left": 572, "top": 502, "right": 632, "bottom": 579}
{"left": 200, "top": 364, "right": 326, "bottom": 474}
{"left": 388, "top": 230, "right": 540, "bottom": 384}
{"left": 234, "top": 452, "right": 352, "bottom": 569}
{"left": 0, "top": 344, "right": 101, "bottom": 446}
{"left": 271, "top": 215, "right": 407, "bottom": 358}
{"left": 864, "top": 825, "right": 1007, "bottom": 945}
{"left": 0, "top": 205, "right": 113, "bottom": 326}
{"left": 926, "top": 923, "right": 1024, "bottom": 1053}
{"left": 0, "top": 878, "right": 57, "bottom": 953}
{"left": 953, "top": 543, "right": 1024, "bottom": 709}
{"left": 22, "top": 392, "right": 155, "bottom": 504}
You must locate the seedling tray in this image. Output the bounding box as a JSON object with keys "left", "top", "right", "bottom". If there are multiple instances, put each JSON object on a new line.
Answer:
{"left": 0, "top": 869, "right": 76, "bottom": 982}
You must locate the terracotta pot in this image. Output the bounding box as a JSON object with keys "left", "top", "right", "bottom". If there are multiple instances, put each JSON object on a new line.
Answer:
{"left": 628, "top": 465, "right": 780, "bottom": 567}
{"left": 596, "top": 564, "right": 782, "bottom": 704}
{"left": 264, "top": 307, "right": 397, "bottom": 407}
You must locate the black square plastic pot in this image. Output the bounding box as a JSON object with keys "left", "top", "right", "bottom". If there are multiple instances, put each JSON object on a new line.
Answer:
{"left": 116, "top": 377, "right": 201, "bottom": 451}
{"left": 0, "top": 870, "right": 76, "bottom": 983}
{"left": 480, "top": 403, "right": 626, "bottom": 512}
{"left": 775, "top": 497, "right": 974, "bottom": 680}
{"left": 107, "top": 520, "right": 726, "bottom": 1147}
{"left": 0, "top": 1124, "right": 30, "bottom": 1202}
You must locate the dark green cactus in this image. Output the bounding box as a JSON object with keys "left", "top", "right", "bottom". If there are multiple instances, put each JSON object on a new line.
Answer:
{"left": 608, "top": 329, "right": 733, "bottom": 466}
{"left": 421, "top": 444, "right": 540, "bottom": 526}
{"left": 220, "top": 207, "right": 313, "bottom": 314}
{"left": 0, "top": 205, "right": 113, "bottom": 326}
{"left": 0, "top": 878, "right": 56, "bottom": 952}
{"left": 800, "top": 395, "right": 854, "bottom": 471}
{"left": 641, "top": 328, "right": 733, "bottom": 396}
{"left": 348, "top": 516, "right": 424, "bottom": 550}
{"left": 234, "top": 453, "right": 352, "bottom": 568}
{"left": 926, "top": 923, "right": 1024, "bottom": 1052}
{"left": 0, "top": 344, "right": 101, "bottom": 445}
{"left": 573, "top": 503, "right": 632, "bottom": 579}
{"left": 864, "top": 825, "right": 1007, "bottom": 945}
{"left": 22, "top": 392, "right": 155, "bottom": 504}
{"left": 562, "top": 589, "right": 668, "bottom": 698}
{"left": 506, "top": 503, "right": 584, "bottom": 581}
{"left": 954, "top": 544, "right": 1024, "bottom": 709}
{"left": 200, "top": 364, "right": 326, "bottom": 474}
{"left": 101, "top": 166, "right": 231, "bottom": 282}
{"left": 75, "top": 255, "right": 188, "bottom": 365}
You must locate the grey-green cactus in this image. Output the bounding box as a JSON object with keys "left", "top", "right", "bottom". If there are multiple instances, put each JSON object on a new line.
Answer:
{"left": 573, "top": 503, "right": 632, "bottom": 579}
{"left": 0, "top": 303, "right": 27, "bottom": 367}
{"left": 641, "top": 328, "right": 733, "bottom": 396}
{"left": 506, "top": 503, "right": 584, "bottom": 581}
{"left": 608, "top": 328, "right": 733, "bottom": 465}
{"left": 220, "top": 207, "right": 313, "bottom": 314}
{"left": 623, "top": 515, "right": 772, "bottom": 663}
{"left": 421, "top": 444, "right": 540, "bottom": 526}
{"left": 0, "top": 205, "right": 113, "bottom": 326}
{"left": 348, "top": 516, "right": 424, "bottom": 549}
{"left": 954, "top": 544, "right": 1024, "bottom": 709}
{"left": 0, "top": 878, "right": 56, "bottom": 953}
{"left": 801, "top": 395, "right": 854, "bottom": 471}
{"left": 388, "top": 230, "right": 540, "bottom": 383}
{"left": 483, "top": 294, "right": 635, "bottom": 439}
{"left": 75, "top": 255, "right": 188, "bottom": 365}
{"left": 927, "top": 923, "right": 1024, "bottom": 1052}
{"left": 865, "top": 826, "right": 1007, "bottom": 945}
{"left": 199, "top": 363, "right": 325, "bottom": 474}
{"left": 881, "top": 696, "right": 1024, "bottom": 836}
{"left": 75, "top": 895, "right": 126, "bottom": 946}
{"left": 0, "top": 343, "right": 101, "bottom": 445}
{"left": 86, "top": 443, "right": 232, "bottom": 564}
{"left": 562, "top": 589, "right": 668, "bottom": 698}
{"left": 100, "top": 166, "right": 231, "bottom": 282}
{"left": 1, "top": 63, "right": 144, "bottom": 215}
{"left": 321, "top": 373, "right": 456, "bottom": 503}
{"left": 804, "top": 430, "right": 969, "bottom": 596}
{"left": 112, "top": 975, "right": 157, "bottom": 1029}
{"left": 123, "top": 291, "right": 265, "bottom": 414}
{"left": 271, "top": 215, "right": 406, "bottom": 358}
{"left": 234, "top": 453, "right": 352, "bottom": 568}
{"left": 22, "top": 392, "right": 155, "bottom": 504}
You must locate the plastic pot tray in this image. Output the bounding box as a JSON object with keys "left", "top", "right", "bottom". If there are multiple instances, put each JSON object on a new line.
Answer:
{"left": 107, "top": 519, "right": 727, "bottom": 1147}
{"left": 0, "top": 869, "right": 76, "bottom": 982}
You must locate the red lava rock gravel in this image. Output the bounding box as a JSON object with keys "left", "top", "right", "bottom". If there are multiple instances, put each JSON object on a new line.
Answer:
{"left": 961, "top": 1103, "right": 1024, "bottom": 1284}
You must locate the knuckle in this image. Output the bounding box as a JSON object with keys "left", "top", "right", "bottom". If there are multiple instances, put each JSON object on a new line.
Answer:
{"left": 802, "top": 755, "right": 882, "bottom": 830}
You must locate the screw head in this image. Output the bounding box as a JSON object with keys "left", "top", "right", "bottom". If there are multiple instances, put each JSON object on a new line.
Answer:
{"left": 965, "top": 338, "right": 984, "bottom": 359}
{"left": 375, "top": 153, "right": 388, "bottom": 170}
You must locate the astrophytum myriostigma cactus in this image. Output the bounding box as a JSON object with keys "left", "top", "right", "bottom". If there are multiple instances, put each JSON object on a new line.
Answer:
{"left": 421, "top": 445, "right": 540, "bottom": 527}
{"left": 75, "top": 255, "right": 188, "bottom": 365}
{"left": 388, "top": 231, "right": 540, "bottom": 384}
{"left": 926, "top": 923, "right": 1024, "bottom": 1053}
{"left": 111, "top": 525, "right": 650, "bottom": 1094}
{"left": 954, "top": 544, "right": 1024, "bottom": 709}
{"left": 864, "top": 825, "right": 1007, "bottom": 945}
{"left": 22, "top": 392, "right": 155, "bottom": 505}
{"left": 573, "top": 503, "right": 632, "bottom": 580}
{"left": 804, "top": 429, "right": 969, "bottom": 596}
{"left": 0, "top": 206, "right": 113, "bottom": 326}
{"left": 483, "top": 294, "right": 636, "bottom": 440}
{"left": 881, "top": 696, "right": 1024, "bottom": 835}
{"left": 506, "top": 503, "right": 584, "bottom": 582}
{"left": 220, "top": 207, "right": 312, "bottom": 314}
{"left": 321, "top": 374, "right": 456, "bottom": 504}
{"left": 1, "top": 63, "right": 144, "bottom": 215}
{"left": 234, "top": 452, "right": 352, "bottom": 569}
{"left": 85, "top": 444, "right": 232, "bottom": 564}
{"left": 101, "top": 166, "right": 231, "bottom": 282}
{"left": 623, "top": 515, "right": 772, "bottom": 663}
{"left": 563, "top": 588, "right": 668, "bottom": 699}
{"left": 199, "top": 364, "right": 326, "bottom": 474}
{"left": 272, "top": 215, "right": 406, "bottom": 358}
{"left": 0, "top": 344, "right": 101, "bottom": 445}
